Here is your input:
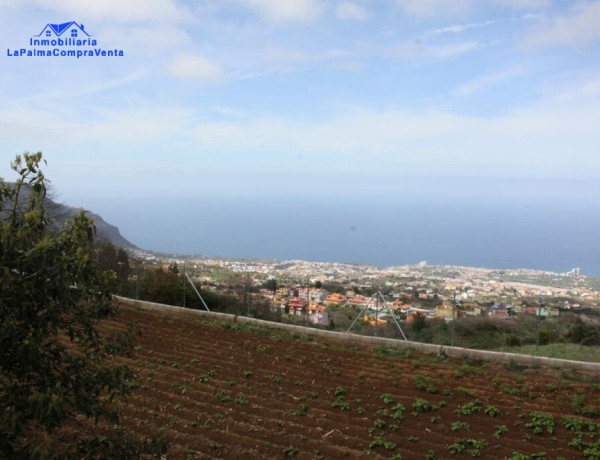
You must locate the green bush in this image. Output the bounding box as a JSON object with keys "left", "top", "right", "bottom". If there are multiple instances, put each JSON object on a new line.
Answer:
{"left": 0, "top": 153, "right": 165, "bottom": 457}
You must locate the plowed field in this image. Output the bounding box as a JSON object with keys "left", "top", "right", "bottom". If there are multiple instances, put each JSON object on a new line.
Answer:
{"left": 104, "top": 304, "right": 600, "bottom": 459}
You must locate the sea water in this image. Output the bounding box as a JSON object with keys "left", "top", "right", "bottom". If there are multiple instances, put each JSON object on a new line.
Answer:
{"left": 101, "top": 179, "right": 600, "bottom": 276}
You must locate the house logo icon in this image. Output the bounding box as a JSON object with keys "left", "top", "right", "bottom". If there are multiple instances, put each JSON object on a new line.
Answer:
{"left": 6, "top": 21, "right": 124, "bottom": 58}
{"left": 36, "top": 21, "right": 91, "bottom": 39}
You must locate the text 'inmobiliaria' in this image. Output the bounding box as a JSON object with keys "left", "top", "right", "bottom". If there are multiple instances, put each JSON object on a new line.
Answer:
{"left": 6, "top": 21, "right": 124, "bottom": 58}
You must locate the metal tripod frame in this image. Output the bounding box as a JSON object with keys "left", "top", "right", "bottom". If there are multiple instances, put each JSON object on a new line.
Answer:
{"left": 345, "top": 290, "right": 407, "bottom": 340}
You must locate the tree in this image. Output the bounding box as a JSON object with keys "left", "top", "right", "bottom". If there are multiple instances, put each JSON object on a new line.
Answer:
{"left": 0, "top": 153, "right": 163, "bottom": 457}
{"left": 140, "top": 266, "right": 181, "bottom": 305}
{"left": 412, "top": 312, "right": 428, "bottom": 333}
{"left": 568, "top": 318, "right": 600, "bottom": 346}
{"left": 95, "top": 237, "right": 118, "bottom": 270}
{"left": 263, "top": 278, "right": 278, "bottom": 293}
{"left": 93, "top": 238, "right": 133, "bottom": 296}
{"left": 116, "top": 246, "right": 131, "bottom": 293}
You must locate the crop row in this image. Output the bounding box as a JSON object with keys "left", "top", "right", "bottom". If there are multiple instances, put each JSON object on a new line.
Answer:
{"left": 98, "top": 304, "right": 600, "bottom": 459}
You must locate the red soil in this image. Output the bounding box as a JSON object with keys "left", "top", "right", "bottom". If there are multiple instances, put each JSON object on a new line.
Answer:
{"left": 101, "top": 304, "right": 600, "bottom": 459}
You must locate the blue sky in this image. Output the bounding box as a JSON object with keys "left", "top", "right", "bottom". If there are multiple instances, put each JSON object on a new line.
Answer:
{"left": 1, "top": 0, "right": 600, "bottom": 209}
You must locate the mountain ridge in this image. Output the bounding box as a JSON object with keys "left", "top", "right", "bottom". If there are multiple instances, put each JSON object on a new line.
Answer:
{"left": 3, "top": 182, "right": 137, "bottom": 249}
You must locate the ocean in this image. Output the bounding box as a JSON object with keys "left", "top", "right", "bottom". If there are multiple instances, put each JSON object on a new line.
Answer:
{"left": 101, "top": 180, "right": 600, "bottom": 277}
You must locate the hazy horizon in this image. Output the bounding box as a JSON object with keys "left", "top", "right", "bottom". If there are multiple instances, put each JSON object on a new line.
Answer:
{"left": 72, "top": 183, "right": 600, "bottom": 277}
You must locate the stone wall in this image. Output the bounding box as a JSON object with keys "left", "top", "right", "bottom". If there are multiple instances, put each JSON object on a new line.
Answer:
{"left": 115, "top": 296, "right": 600, "bottom": 372}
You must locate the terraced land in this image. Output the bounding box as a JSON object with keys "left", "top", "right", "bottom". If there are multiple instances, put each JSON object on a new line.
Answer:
{"left": 103, "top": 303, "right": 600, "bottom": 459}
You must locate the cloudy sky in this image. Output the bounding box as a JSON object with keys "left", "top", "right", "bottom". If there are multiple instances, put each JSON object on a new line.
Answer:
{"left": 1, "top": 0, "right": 599, "bottom": 208}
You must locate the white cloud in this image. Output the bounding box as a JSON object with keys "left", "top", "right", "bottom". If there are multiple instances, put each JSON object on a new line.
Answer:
{"left": 452, "top": 67, "right": 528, "bottom": 96}
{"left": 491, "top": 0, "right": 550, "bottom": 9}
{"left": 166, "top": 55, "right": 223, "bottom": 82}
{"left": 333, "top": 60, "right": 364, "bottom": 72}
{"left": 335, "top": 2, "right": 369, "bottom": 21}
{"left": 223, "top": 45, "right": 312, "bottom": 78}
{"left": 31, "top": 0, "right": 190, "bottom": 23}
{"left": 3, "top": 88, "right": 600, "bottom": 183}
{"left": 539, "top": 73, "right": 600, "bottom": 104}
{"left": 0, "top": 0, "right": 21, "bottom": 9}
{"left": 393, "top": 0, "right": 549, "bottom": 20}
{"left": 223, "top": 44, "right": 362, "bottom": 80}
{"left": 394, "top": 0, "right": 472, "bottom": 19}
{"left": 387, "top": 40, "right": 480, "bottom": 60}
{"left": 183, "top": 101, "right": 600, "bottom": 179}
{"left": 79, "top": 106, "right": 195, "bottom": 144}
{"left": 0, "top": 103, "right": 189, "bottom": 144}
{"left": 243, "top": 0, "right": 321, "bottom": 23}
{"left": 11, "top": 72, "right": 145, "bottom": 104}
{"left": 431, "top": 19, "right": 496, "bottom": 35}
{"left": 102, "top": 24, "right": 192, "bottom": 56}
{"left": 522, "top": 1, "right": 600, "bottom": 48}
{"left": 560, "top": 78, "right": 600, "bottom": 101}
{"left": 260, "top": 46, "right": 310, "bottom": 62}
{"left": 521, "top": 13, "right": 542, "bottom": 21}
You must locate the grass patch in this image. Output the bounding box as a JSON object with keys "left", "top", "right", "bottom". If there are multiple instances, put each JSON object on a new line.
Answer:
{"left": 493, "top": 343, "right": 600, "bottom": 363}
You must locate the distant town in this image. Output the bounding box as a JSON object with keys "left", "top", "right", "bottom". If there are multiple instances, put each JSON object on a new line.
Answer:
{"left": 129, "top": 248, "right": 600, "bottom": 327}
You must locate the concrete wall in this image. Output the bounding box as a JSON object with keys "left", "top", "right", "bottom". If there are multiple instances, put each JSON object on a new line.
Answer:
{"left": 115, "top": 296, "right": 600, "bottom": 372}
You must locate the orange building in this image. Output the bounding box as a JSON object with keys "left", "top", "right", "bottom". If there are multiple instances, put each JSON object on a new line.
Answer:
{"left": 325, "top": 293, "right": 347, "bottom": 304}
{"left": 287, "top": 298, "right": 308, "bottom": 315}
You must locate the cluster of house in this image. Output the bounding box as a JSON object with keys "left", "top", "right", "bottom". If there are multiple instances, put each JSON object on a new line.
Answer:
{"left": 252, "top": 285, "right": 571, "bottom": 326}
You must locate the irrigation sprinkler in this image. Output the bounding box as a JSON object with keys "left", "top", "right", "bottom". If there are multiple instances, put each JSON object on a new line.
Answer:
{"left": 346, "top": 290, "right": 407, "bottom": 341}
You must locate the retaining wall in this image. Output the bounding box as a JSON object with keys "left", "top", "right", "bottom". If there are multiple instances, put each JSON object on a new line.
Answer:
{"left": 115, "top": 296, "right": 600, "bottom": 373}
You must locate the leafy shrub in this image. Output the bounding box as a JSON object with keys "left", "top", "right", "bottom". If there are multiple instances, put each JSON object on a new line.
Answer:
{"left": 455, "top": 400, "right": 482, "bottom": 416}
{"left": 0, "top": 153, "right": 165, "bottom": 457}
{"left": 526, "top": 411, "right": 555, "bottom": 435}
